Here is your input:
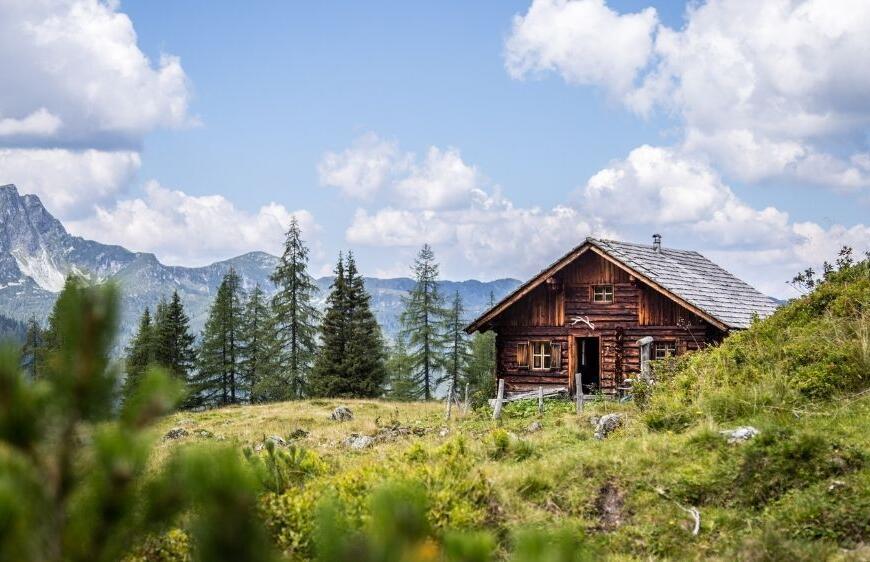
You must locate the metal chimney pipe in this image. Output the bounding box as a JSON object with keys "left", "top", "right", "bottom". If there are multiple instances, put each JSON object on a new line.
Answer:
{"left": 653, "top": 233, "right": 662, "bottom": 252}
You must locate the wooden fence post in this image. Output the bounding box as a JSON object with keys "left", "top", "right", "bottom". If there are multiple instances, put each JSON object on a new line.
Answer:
{"left": 538, "top": 386, "right": 544, "bottom": 414}
{"left": 575, "top": 373, "right": 584, "bottom": 414}
{"left": 493, "top": 379, "right": 505, "bottom": 420}
{"left": 445, "top": 381, "right": 454, "bottom": 421}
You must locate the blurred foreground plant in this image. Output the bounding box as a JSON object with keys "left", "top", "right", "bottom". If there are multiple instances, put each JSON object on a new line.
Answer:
{"left": 0, "top": 281, "right": 276, "bottom": 562}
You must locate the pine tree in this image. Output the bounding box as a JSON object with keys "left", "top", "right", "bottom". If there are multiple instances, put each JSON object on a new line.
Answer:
{"left": 442, "top": 291, "right": 470, "bottom": 394}
{"left": 240, "top": 284, "right": 278, "bottom": 402}
{"left": 21, "top": 316, "right": 44, "bottom": 379}
{"left": 386, "top": 335, "right": 418, "bottom": 400}
{"left": 343, "top": 252, "right": 387, "bottom": 397}
{"left": 310, "top": 252, "right": 387, "bottom": 397}
{"left": 122, "top": 308, "right": 156, "bottom": 401}
{"left": 465, "top": 290, "right": 497, "bottom": 406}
{"left": 153, "top": 291, "right": 197, "bottom": 384}
{"left": 193, "top": 269, "right": 245, "bottom": 407}
{"left": 399, "top": 244, "right": 448, "bottom": 400}
{"left": 309, "top": 253, "right": 349, "bottom": 397}
{"left": 270, "top": 217, "right": 319, "bottom": 398}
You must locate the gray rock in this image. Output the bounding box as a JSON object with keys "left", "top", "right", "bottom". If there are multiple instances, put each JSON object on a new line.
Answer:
{"left": 527, "top": 421, "right": 543, "bottom": 432}
{"left": 163, "top": 427, "right": 188, "bottom": 440}
{"left": 194, "top": 429, "right": 214, "bottom": 438}
{"left": 330, "top": 406, "right": 354, "bottom": 422}
{"left": 266, "top": 435, "right": 287, "bottom": 447}
{"left": 345, "top": 434, "right": 374, "bottom": 449}
{"left": 288, "top": 428, "right": 309, "bottom": 439}
{"left": 594, "top": 414, "right": 623, "bottom": 440}
{"left": 719, "top": 426, "right": 759, "bottom": 444}
{"left": 438, "top": 427, "right": 450, "bottom": 437}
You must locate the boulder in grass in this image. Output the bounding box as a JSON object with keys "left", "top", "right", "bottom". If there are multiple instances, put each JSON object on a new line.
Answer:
{"left": 345, "top": 434, "right": 374, "bottom": 449}
{"left": 330, "top": 406, "right": 354, "bottom": 422}
{"left": 594, "top": 414, "right": 623, "bottom": 440}
{"left": 266, "top": 435, "right": 287, "bottom": 447}
{"left": 163, "top": 427, "right": 188, "bottom": 441}
{"left": 527, "top": 421, "right": 543, "bottom": 433}
{"left": 719, "top": 426, "right": 759, "bottom": 444}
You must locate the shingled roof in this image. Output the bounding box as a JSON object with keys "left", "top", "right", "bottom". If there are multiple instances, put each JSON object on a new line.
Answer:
{"left": 466, "top": 237, "right": 780, "bottom": 333}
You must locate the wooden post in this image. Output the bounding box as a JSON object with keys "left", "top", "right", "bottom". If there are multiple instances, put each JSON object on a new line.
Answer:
{"left": 445, "top": 381, "right": 454, "bottom": 421}
{"left": 538, "top": 386, "right": 544, "bottom": 414}
{"left": 493, "top": 379, "right": 505, "bottom": 420}
{"left": 575, "top": 372, "right": 584, "bottom": 414}
{"left": 637, "top": 336, "right": 654, "bottom": 382}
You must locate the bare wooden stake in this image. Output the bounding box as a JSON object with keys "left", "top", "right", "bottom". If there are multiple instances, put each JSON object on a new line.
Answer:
{"left": 575, "top": 372, "right": 584, "bottom": 414}
{"left": 493, "top": 379, "right": 505, "bottom": 420}
{"left": 445, "top": 381, "right": 454, "bottom": 421}
{"left": 538, "top": 386, "right": 544, "bottom": 414}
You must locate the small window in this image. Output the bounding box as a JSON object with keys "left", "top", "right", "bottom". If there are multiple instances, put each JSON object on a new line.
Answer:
{"left": 653, "top": 342, "right": 677, "bottom": 359}
{"left": 593, "top": 285, "right": 614, "bottom": 303}
{"left": 531, "top": 341, "right": 552, "bottom": 370}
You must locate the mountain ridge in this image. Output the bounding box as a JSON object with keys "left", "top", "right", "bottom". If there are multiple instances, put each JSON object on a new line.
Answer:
{"left": 0, "top": 184, "right": 520, "bottom": 344}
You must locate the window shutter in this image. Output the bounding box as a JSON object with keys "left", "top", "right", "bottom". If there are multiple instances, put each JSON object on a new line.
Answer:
{"left": 517, "top": 342, "right": 529, "bottom": 368}
{"left": 550, "top": 343, "right": 562, "bottom": 371}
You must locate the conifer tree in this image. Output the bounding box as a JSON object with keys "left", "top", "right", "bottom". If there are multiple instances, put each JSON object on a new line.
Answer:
{"left": 21, "top": 316, "right": 44, "bottom": 379}
{"left": 194, "top": 269, "right": 245, "bottom": 407}
{"left": 465, "top": 290, "right": 497, "bottom": 405}
{"left": 343, "top": 252, "right": 387, "bottom": 396}
{"left": 240, "top": 284, "right": 278, "bottom": 402}
{"left": 310, "top": 252, "right": 386, "bottom": 397}
{"left": 122, "top": 308, "right": 156, "bottom": 401}
{"left": 398, "top": 244, "right": 448, "bottom": 400}
{"left": 386, "top": 335, "right": 418, "bottom": 400}
{"left": 309, "top": 253, "right": 348, "bottom": 397}
{"left": 270, "top": 217, "right": 319, "bottom": 398}
{"left": 442, "top": 291, "right": 470, "bottom": 393}
{"left": 153, "top": 291, "right": 197, "bottom": 384}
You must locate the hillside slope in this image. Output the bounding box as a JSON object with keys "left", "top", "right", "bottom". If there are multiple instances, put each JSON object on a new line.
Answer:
{"left": 145, "top": 258, "right": 869, "bottom": 561}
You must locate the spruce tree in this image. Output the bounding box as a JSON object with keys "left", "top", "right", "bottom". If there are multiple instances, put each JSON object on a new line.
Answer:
{"left": 240, "top": 284, "right": 278, "bottom": 402}
{"left": 122, "top": 308, "right": 156, "bottom": 401}
{"left": 343, "top": 252, "right": 387, "bottom": 397}
{"left": 398, "top": 244, "right": 448, "bottom": 400}
{"left": 194, "top": 269, "right": 245, "bottom": 407}
{"left": 270, "top": 217, "right": 319, "bottom": 398}
{"left": 153, "top": 291, "right": 197, "bottom": 384}
{"left": 309, "top": 253, "right": 349, "bottom": 397}
{"left": 310, "top": 252, "right": 386, "bottom": 397}
{"left": 386, "top": 336, "right": 418, "bottom": 400}
{"left": 21, "top": 316, "right": 44, "bottom": 379}
{"left": 442, "top": 291, "right": 470, "bottom": 393}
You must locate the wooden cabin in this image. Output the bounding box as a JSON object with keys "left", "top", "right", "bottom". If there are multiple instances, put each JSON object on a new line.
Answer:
{"left": 465, "top": 236, "right": 780, "bottom": 396}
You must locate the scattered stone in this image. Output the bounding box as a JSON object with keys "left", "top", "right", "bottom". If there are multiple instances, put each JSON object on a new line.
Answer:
{"left": 589, "top": 416, "right": 601, "bottom": 428}
{"left": 194, "top": 429, "right": 214, "bottom": 439}
{"left": 594, "top": 414, "right": 623, "bottom": 440}
{"left": 438, "top": 427, "right": 450, "bottom": 437}
{"left": 527, "top": 421, "right": 543, "bottom": 432}
{"left": 163, "top": 427, "right": 188, "bottom": 441}
{"left": 330, "top": 406, "right": 354, "bottom": 422}
{"left": 719, "top": 426, "right": 759, "bottom": 444}
{"left": 828, "top": 480, "right": 846, "bottom": 492}
{"left": 345, "top": 434, "right": 374, "bottom": 449}
{"left": 288, "top": 428, "right": 309, "bottom": 440}
{"left": 266, "top": 435, "right": 287, "bottom": 447}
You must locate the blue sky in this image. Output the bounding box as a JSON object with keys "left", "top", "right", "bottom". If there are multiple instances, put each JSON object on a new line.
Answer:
{"left": 1, "top": 0, "right": 868, "bottom": 297}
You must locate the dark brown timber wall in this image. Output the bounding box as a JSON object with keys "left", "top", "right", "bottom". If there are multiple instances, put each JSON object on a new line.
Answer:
{"left": 491, "top": 251, "right": 721, "bottom": 394}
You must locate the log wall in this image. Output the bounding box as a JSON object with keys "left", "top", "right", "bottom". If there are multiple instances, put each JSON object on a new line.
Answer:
{"left": 492, "top": 251, "right": 722, "bottom": 394}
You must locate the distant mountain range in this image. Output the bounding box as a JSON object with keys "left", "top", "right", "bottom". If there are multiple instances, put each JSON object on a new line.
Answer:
{"left": 0, "top": 184, "right": 520, "bottom": 346}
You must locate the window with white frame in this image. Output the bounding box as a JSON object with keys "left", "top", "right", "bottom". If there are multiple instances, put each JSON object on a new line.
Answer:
{"left": 593, "top": 284, "right": 614, "bottom": 303}
{"left": 653, "top": 341, "right": 677, "bottom": 359}
{"left": 532, "top": 341, "right": 552, "bottom": 370}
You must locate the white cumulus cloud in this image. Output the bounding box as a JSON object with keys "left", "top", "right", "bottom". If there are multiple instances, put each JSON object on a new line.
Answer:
{"left": 67, "top": 182, "right": 318, "bottom": 267}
